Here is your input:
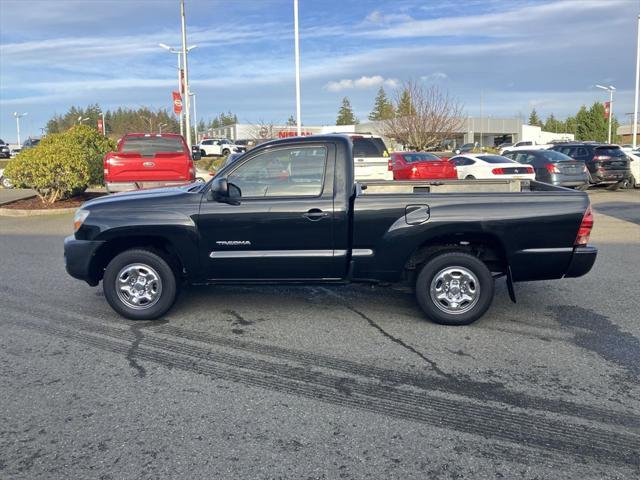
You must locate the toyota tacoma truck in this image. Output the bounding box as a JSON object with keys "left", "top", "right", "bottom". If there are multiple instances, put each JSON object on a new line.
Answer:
{"left": 65, "top": 134, "right": 597, "bottom": 325}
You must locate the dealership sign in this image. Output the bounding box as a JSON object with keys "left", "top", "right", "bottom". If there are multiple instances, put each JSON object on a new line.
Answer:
{"left": 172, "top": 91, "right": 183, "bottom": 115}
{"left": 277, "top": 130, "right": 313, "bottom": 138}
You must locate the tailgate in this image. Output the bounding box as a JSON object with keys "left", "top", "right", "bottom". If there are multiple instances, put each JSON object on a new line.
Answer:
{"left": 354, "top": 156, "right": 392, "bottom": 180}
{"left": 106, "top": 152, "right": 192, "bottom": 182}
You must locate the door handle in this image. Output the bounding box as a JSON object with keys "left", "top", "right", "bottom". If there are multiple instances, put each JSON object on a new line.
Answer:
{"left": 303, "top": 208, "right": 328, "bottom": 221}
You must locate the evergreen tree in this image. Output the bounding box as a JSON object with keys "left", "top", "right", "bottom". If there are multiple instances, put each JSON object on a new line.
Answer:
{"left": 368, "top": 87, "right": 395, "bottom": 121}
{"left": 528, "top": 108, "right": 542, "bottom": 127}
{"left": 543, "top": 113, "right": 562, "bottom": 133}
{"left": 396, "top": 89, "right": 413, "bottom": 116}
{"left": 336, "top": 97, "right": 357, "bottom": 125}
{"left": 286, "top": 115, "right": 296, "bottom": 126}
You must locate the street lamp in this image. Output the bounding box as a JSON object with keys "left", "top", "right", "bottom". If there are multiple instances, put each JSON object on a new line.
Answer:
{"left": 159, "top": 42, "right": 197, "bottom": 138}
{"left": 596, "top": 84, "right": 616, "bottom": 144}
{"left": 97, "top": 109, "right": 106, "bottom": 135}
{"left": 293, "top": 0, "right": 302, "bottom": 136}
{"left": 633, "top": 14, "right": 640, "bottom": 149}
{"left": 77, "top": 116, "right": 90, "bottom": 124}
{"left": 13, "top": 112, "right": 27, "bottom": 145}
{"left": 159, "top": 123, "right": 168, "bottom": 134}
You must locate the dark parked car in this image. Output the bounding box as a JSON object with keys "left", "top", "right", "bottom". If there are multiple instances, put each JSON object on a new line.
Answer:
{"left": 549, "top": 143, "right": 630, "bottom": 189}
{"left": 21, "top": 137, "right": 40, "bottom": 149}
{"left": 64, "top": 134, "right": 596, "bottom": 325}
{"left": 0, "top": 139, "right": 10, "bottom": 158}
{"left": 502, "top": 149, "right": 589, "bottom": 189}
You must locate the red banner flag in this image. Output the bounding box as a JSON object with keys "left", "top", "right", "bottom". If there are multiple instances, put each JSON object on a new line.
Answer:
{"left": 172, "top": 91, "right": 183, "bottom": 115}
{"left": 604, "top": 101, "right": 610, "bottom": 119}
{"left": 97, "top": 118, "right": 103, "bottom": 134}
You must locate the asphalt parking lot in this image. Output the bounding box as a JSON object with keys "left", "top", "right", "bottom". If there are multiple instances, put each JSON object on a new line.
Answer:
{"left": 1, "top": 188, "right": 639, "bottom": 479}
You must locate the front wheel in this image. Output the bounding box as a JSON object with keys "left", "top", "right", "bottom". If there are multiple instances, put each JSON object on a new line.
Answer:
{"left": 415, "top": 252, "right": 494, "bottom": 325}
{"left": 222, "top": 149, "right": 231, "bottom": 156}
{"left": 200, "top": 149, "right": 206, "bottom": 157}
{"left": 103, "top": 249, "right": 177, "bottom": 320}
{"left": 465, "top": 175, "right": 476, "bottom": 180}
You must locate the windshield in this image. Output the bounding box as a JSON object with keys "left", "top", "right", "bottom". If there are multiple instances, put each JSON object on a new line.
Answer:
{"left": 540, "top": 150, "right": 574, "bottom": 162}
{"left": 352, "top": 137, "right": 388, "bottom": 157}
{"left": 595, "top": 147, "right": 625, "bottom": 157}
{"left": 121, "top": 136, "right": 185, "bottom": 155}
{"left": 402, "top": 153, "right": 442, "bottom": 163}
{"left": 477, "top": 155, "right": 515, "bottom": 164}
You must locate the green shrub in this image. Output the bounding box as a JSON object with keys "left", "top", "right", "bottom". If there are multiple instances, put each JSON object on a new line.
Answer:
{"left": 4, "top": 125, "right": 115, "bottom": 204}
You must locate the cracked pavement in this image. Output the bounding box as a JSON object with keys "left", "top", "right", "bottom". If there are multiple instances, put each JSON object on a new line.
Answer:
{"left": 0, "top": 188, "right": 639, "bottom": 479}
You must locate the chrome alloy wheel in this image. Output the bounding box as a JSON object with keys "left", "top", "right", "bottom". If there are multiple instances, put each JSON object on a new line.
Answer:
{"left": 116, "top": 263, "right": 163, "bottom": 310}
{"left": 429, "top": 266, "right": 480, "bottom": 315}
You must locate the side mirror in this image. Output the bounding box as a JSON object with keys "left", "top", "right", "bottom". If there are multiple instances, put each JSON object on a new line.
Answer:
{"left": 207, "top": 177, "right": 240, "bottom": 205}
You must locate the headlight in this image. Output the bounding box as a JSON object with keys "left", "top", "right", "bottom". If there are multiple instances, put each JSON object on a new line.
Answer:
{"left": 73, "top": 209, "right": 90, "bottom": 232}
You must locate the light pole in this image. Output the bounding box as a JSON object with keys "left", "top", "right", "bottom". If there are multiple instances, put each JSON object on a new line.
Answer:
{"left": 159, "top": 43, "right": 197, "bottom": 139}
{"left": 13, "top": 112, "right": 27, "bottom": 145}
{"left": 189, "top": 91, "right": 198, "bottom": 143}
{"left": 77, "top": 116, "right": 90, "bottom": 124}
{"left": 596, "top": 84, "right": 616, "bottom": 144}
{"left": 293, "top": 0, "right": 302, "bottom": 136}
{"left": 180, "top": 0, "right": 193, "bottom": 150}
{"left": 159, "top": 123, "right": 168, "bottom": 134}
{"left": 633, "top": 14, "right": 639, "bottom": 149}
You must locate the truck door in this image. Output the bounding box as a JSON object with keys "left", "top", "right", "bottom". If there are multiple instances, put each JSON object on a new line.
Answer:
{"left": 197, "top": 143, "right": 348, "bottom": 279}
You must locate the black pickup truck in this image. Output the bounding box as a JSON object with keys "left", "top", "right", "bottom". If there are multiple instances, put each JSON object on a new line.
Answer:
{"left": 64, "top": 135, "right": 597, "bottom": 325}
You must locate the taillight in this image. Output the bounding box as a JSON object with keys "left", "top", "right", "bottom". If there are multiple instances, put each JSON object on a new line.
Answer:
{"left": 188, "top": 164, "right": 195, "bottom": 180}
{"left": 545, "top": 163, "right": 560, "bottom": 174}
{"left": 492, "top": 168, "right": 504, "bottom": 174}
{"left": 388, "top": 158, "right": 393, "bottom": 171}
{"left": 525, "top": 166, "right": 534, "bottom": 174}
{"left": 593, "top": 155, "right": 611, "bottom": 161}
{"left": 575, "top": 206, "right": 594, "bottom": 246}
{"left": 583, "top": 165, "right": 588, "bottom": 173}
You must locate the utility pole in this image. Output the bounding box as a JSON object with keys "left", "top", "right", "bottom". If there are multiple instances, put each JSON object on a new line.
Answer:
{"left": 633, "top": 14, "right": 639, "bottom": 149}
{"left": 293, "top": 0, "right": 302, "bottom": 136}
{"left": 159, "top": 123, "right": 168, "bottom": 134}
{"left": 13, "top": 112, "right": 27, "bottom": 145}
{"left": 189, "top": 91, "right": 198, "bottom": 143}
{"left": 180, "top": 0, "right": 192, "bottom": 149}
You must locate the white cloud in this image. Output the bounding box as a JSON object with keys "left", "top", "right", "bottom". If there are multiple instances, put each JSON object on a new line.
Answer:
{"left": 421, "top": 72, "right": 448, "bottom": 82}
{"left": 325, "top": 75, "right": 399, "bottom": 92}
{"left": 365, "top": 9, "right": 413, "bottom": 24}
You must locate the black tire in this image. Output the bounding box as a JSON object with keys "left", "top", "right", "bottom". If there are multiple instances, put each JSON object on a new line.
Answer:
{"left": 103, "top": 249, "right": 177, "bottom": 320}
{"left": 200, "top": 149, "right": 206, "bottom": 157}
{"left": 465, "top": 175, "right": 476, "bottom": 180}
{"left": 222, "top": 149, "right": 231, "bottom": 156}
{"left": 607, "top": 181, "right": 622, "bottom": 191}
{"left": 415, "top": 252, "right": 494, "bottom": 326}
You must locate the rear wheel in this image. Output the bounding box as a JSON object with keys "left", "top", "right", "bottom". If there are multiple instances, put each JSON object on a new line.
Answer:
{"left": 465, "top": 175, "right": 476, "bottom": 180}
{"left": 415, "top": 252, "right": 494, "bottom": 325}
{"left": 200, "top": 149, "right": 206, "bottom": 157}
{"left": 607, "top": 181, "right": 622, "bottom": 191}
{"left": 103, "top": 249, "right": 177, "bottom": 320}
{"left": 222, "top": 148, "right": 231, "bottom": 156}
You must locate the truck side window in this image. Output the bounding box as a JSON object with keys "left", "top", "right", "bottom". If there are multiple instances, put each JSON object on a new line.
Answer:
{"left": 228, "top": 146, "right": 327, "bottom": 198}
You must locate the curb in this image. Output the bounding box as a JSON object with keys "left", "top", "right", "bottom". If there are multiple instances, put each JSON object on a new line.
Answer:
{"left": 0, "top": 206, "right": 77, "bottom": 217}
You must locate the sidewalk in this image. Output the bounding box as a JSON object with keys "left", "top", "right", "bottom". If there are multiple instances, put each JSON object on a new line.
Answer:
{"left": 0, "top": 188, "right": 35, "bottom": 205}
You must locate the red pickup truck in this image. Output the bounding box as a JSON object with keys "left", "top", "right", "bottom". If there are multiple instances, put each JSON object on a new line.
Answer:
{"left": 104, "top": 133, "right": 195, "bottom": 192}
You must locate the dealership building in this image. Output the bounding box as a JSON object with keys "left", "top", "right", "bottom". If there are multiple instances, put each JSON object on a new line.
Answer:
{"left": 206, "top": 116, "right": 573, "bottom": 148}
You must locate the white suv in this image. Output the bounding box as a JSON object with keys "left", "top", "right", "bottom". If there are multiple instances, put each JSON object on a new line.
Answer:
{"left": 346, "top": 134, "right": 392, "bottom": 181}
{"left": 198, "top": 139, "right": 243, "bottom": 157}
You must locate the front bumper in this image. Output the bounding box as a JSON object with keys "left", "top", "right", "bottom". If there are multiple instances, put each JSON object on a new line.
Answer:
{"left": 564, "top": 245, "right": 597, "bottom": 278}
{"left": 64, "top": 236, "right": 105, "bottom": 286}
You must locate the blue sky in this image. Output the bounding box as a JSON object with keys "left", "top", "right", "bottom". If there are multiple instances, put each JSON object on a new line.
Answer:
{"left": 0, "top": 0, "right": 638, "bottom": 142}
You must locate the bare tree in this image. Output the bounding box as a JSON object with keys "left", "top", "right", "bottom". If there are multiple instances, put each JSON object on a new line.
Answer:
{"left": 380, "top": 81, "right": 465, "bottom": 150}
{"left": 246, "top": 119, "right": 276, "bottom": 142}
